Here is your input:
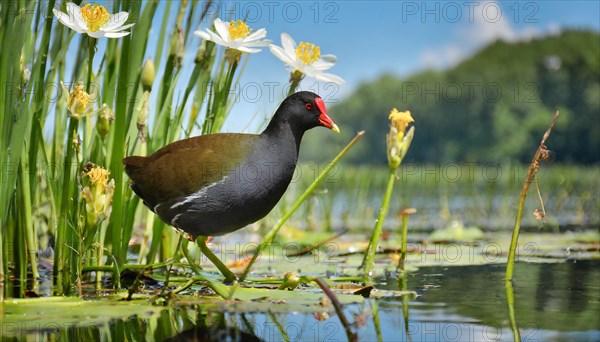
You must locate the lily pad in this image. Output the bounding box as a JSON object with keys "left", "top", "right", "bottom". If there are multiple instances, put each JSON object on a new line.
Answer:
{"left": 1, "top": 297, "right": 164, "bottom": 336}
{"left": 429, "top": 220, "right": 485, "bottom": 242}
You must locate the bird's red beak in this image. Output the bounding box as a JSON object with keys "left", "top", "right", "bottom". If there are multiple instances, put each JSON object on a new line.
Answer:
{"left": 315, "top": 97, "right": 340, "bottom": 133}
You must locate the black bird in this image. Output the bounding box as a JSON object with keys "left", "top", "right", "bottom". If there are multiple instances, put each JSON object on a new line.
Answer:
{"left": 123, "top": 91, "right": 339, "bottom": 239}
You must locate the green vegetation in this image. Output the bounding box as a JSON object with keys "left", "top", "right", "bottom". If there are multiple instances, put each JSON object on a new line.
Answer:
{"left": 274, "top": 163, "right": 599, "bottom": 233}
{"left": 361, "top": 110, "right": 414, "bottom": 280}
{"left": 302, "top": 30, "right": 600, "bottom": 164}
{"left": 0, "top": 0, "right": 360, "bottom": 300}
{"left": 0, "top": 1, "right": 281, "bottom": 297}
{"left": 1, "top": 2, "right": 598, "bottom": 340}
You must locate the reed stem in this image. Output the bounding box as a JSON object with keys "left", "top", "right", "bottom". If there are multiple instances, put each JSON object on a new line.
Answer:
{"left": 20, "top": 146, "right": 39, "bottom": 279}
{"left": 361, "top": 169, "right": 396, "bottom": 279}
{"left": 506, "top": 280, "right": 521, "bottom": 342}
{"left": 506, "top": 111, "right": 559, "bottom": 282}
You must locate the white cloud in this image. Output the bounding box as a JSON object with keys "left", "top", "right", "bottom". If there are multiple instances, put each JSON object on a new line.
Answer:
{"left": 465, "top": 7, "right": 518, "bottom": 44}
{"left": 421, "top": 45, "right": 464, "bottom": 68}
{"left": 419, "top": 1, "right": 561, "bottom": 69}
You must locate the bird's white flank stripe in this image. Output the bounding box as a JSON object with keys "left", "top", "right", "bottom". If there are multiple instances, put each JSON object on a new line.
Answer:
{"left": 169, "top": 176, "right": 229, "bottom": 210}
{"left": 171, "top": 213, "right": 183, "bottom": 227}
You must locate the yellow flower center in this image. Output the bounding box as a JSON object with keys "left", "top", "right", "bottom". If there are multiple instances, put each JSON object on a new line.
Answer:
{"left": 295, "top": 42, "right": 320, "bottom": 65}
{"left": 228, "top": 20, "right": 251, "bottom": 40}
{"left": 87, "top": 166, "right": 109, "bottom": 189}
{"left": 69, "top": 82, "right": 90, "bottom": 115}
{"left": 388, "top": 109, "right": 414, "bottom": 134}
{"left": 80, "top": 3, "right": 110, "bottom": 32}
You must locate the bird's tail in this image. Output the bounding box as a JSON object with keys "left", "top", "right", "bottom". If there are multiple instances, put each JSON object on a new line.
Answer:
{"left": 122, "top": 156, "right": 157, "bottom": 211}
{"left": 122, "top": 156, "right": 146, "bottom": 179}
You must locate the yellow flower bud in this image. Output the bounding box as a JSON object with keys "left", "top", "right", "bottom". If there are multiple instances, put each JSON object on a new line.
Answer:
{"left": 96, "top": 104, "right": 114, "bottom": 138}
{"left": 87, "top": 166, "right": 109, "bottom": 192}
{"left": 389, "top": 109, "right": 414, "bottom": 138}
{"left": 70, "top": 84, "right": 89, "bottom": 115}
{"left": 278, "top": 272, "right": 301, "bottom": 290}
{"left": 82, "top": 163, "right": 114, "bottom": 224}
{"left": 20, "top": 54, "right": 29, "bottom": 86}
{"left": 386, "top": 109, "right": 415, "bottom": 169}
{"left": 141, "top": 59, "right": 155, "bottom": 92}
{"left": 169, "top": 28, "right": 184, "bottom": 67}
{"left": 195, "top": 40, "right": 207, "bottom": 64}
{"left": 137, "top": 92, "right": 150, "bottom": 141}
{"left": 61, "top": 81, "right": 94, "bottom": 119}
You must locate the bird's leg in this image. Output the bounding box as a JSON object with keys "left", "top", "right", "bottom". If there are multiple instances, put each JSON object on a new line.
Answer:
{"left": 195, "top": 236, "right": 237, "bottom": 283}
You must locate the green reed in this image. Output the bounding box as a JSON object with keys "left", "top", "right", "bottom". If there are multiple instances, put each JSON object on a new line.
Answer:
{"left": 506, "top": 111, "right": 559, "bottom": 283}
{"left": 1, "top": 0, "right": 363, "bottom": 298}
{"left": 1, "top": 1, "right": 596, "bottom": 301}
{"left": 276, "top": 162, "right": 599, "bottom": 235}
{"left": 0, "top": 0, "right": 273, "bottom": 296}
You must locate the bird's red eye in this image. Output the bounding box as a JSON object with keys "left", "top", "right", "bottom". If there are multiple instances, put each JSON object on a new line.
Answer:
{"left": 305, "top": 103, "right": 313, "bottom": 111}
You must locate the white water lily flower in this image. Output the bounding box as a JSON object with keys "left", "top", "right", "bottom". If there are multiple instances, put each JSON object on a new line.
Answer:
{"left": 193, "top": 18, "right": 270, "bottom": 53}
{"left": 269, "top": 33, "right": 344, "bottom": 84}
{"left": 53, "top": 3, "right": 134, "bottom": 38}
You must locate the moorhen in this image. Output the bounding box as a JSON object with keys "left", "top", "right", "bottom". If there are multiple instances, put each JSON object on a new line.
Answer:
{"left": 123, "top": 91, "right": 339, "bottom": 239}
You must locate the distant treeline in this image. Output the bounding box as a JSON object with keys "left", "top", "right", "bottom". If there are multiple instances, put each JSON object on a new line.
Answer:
{"left": 301, "top": 30, "right": 600, "bottom": 164}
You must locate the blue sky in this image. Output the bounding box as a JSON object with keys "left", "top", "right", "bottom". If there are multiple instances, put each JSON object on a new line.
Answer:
{"left": 67, "top": 1, "right": 600, "bottom": 132}
{"left": 188, "top": 0, "right": 600, "bottom": 131}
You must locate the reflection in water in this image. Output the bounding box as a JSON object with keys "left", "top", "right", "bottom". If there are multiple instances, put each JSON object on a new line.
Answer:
{"left": 166, "top": 326, "right": 262, "bottom": 342}
{"left": 3, "top": 261, "right": 599, "bottom": 341}
{"left": 506, "top": 279, "right": 521, "bottom": 342}
{"left": 535, "top": 262, "right": 557, "bottom": 312}
{"left": 371, "top": 300, "right": 383, "bottom": 341}
{"left": 398, "top": 271, "right": 413, "bottom": 342}
{"left": 379, "top": 260, "right": 600, "bottom": 340}
{"left": 567, "top": 261, "right": 591, "bottom": 313}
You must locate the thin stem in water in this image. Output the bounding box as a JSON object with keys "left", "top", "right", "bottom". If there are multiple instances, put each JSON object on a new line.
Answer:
{"left": 506, "top": 111, "right": 559, "bottom": 283}
{"left": 313, "top": 277, "right": 357, "bottom": 342}
{"left": 361, "top": 168, "right": 396, "bottom": 280}
{"left": 506, "top": 280, "right": 521, "bottom": 342}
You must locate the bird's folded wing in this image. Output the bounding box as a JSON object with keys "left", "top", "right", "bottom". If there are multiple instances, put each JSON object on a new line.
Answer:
{"left": 128, "top": 133, "right": 256, "bottom": 207}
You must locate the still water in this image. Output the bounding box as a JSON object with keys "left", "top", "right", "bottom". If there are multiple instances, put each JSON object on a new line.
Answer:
{"left": 3, "top": 260, "right": 599, "bottom": 341}
{"left": 376, "top": 260, "right": 600, "bottom": 341}
{"left": 251, "top": 260, "right": 600, "bottom": 341}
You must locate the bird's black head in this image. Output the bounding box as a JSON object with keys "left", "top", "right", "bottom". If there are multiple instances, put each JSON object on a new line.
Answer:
{"left": 268, "top": 91, "right": 340, "bottom": 135}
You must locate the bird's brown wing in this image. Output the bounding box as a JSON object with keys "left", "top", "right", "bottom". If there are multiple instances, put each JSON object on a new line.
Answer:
{"left": 123, "top": 133, "right": 257, "bottom": 210}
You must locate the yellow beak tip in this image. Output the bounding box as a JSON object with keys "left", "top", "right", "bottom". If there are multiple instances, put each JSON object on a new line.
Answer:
{"left": 331, "top": 123, "right": 341, "bottom": 134}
